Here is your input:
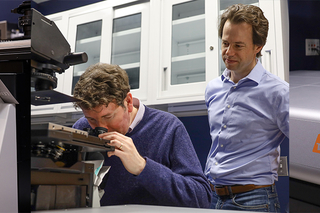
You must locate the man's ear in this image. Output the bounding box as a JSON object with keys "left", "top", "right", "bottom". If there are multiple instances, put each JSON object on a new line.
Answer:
{"left": 125, "top": 92, "right": 134, "bottom": 112}
{"left": 255, "top": 45, "right": 263, "bottom": 55}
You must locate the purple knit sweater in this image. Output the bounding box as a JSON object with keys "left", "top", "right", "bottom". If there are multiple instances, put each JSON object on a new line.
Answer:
{"left": 73, "top": 106, "right": 211, "bottom": 208}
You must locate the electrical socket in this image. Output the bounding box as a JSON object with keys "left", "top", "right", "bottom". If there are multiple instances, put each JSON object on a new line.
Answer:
{"left": 278, "top": 156, "right": 288, "bottom": 176}
{"left": 306, "top": 39, "right": 319, "bottom": 56}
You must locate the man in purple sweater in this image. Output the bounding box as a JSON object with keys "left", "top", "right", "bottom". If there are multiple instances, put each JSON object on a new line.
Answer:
{"left": 72, "top": 63, "right": 211, "bottom": 208}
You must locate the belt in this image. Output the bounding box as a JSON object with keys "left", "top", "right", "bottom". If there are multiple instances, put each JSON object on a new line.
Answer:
{"left": 210, "top": 183, "right": 274, "bottom": 196}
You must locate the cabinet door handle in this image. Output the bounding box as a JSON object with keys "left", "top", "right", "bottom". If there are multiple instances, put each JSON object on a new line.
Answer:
{"left": 163, "top": 67, "right": 168, "bottom": 91}
{"left": 210, "top": 46, "right": 214, "bottom": 51}
{"left": 264, "top": 49, "right": 272, "bottom": 74}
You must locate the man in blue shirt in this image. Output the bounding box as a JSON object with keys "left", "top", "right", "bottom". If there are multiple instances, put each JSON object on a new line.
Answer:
{"left": 205, "top": 4, "right": 289, "bottom": 212}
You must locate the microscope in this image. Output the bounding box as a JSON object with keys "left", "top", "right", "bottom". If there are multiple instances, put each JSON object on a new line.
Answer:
{"left": 0, "top": 1, "right": 114, "bottom": 212}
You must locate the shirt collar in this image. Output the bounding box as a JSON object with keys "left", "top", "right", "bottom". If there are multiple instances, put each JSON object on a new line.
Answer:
{"left": 127, "top": 97, "right": 145, "bottom": 133}
{"left": 221, "top": 59, "right": 265, "bottom": 84}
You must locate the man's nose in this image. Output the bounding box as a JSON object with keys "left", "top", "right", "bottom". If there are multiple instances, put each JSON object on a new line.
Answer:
{"left": 225, "top": 45, "right": 234, "bottom": 56}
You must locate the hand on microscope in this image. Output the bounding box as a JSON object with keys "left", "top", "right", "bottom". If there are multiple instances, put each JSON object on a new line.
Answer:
{"left": 99, "top": 131, "right": 146, "bottom": 176}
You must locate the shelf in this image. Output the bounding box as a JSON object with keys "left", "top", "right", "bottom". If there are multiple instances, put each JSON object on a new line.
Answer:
{"left": 171, "top": 13, "right": 205, "bottom": 59}
{"left": 171, "top": 56, "right": 205, "bottom": 85}
{"left": 74, "top": 35, "right": 101, "bottom": 77}
{"left": 76, "top": 35, "right": 101, "bottom": 44}
{"left": 172, "top": 59, "right": 205, "bottom": 77}
{"left": 112, "top": 28, "right": 141, "bottom": 37}
{"left": 172, "top": 52, "right": 205, "bottom": 62}
{"left": 172, "top": 14, "right": 205, "bottom": 44}
{"left": 119, "top": 62, "right": 140, "bottom": 70}
{"left": 111, "top": 51, "right": 140, "bottom": 65}
{"left": 172, "top": 14, "right": 205, "bottom": 26}
{"left": 112, "top": 27, "right": 141, "bottom": 55}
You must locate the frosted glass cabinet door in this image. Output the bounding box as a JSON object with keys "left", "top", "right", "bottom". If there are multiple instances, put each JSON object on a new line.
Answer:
{"left": 111, "top": 14, "right": 141, "bottom": 90}
{"left": 66, "top": 9, "right": 110, "bottom": 96}
{"left": 160, "top": 0, "right": 218, "bottom": 101}
{"left": 171, "top": 0, "right": 206, "bottom": 85}
{"left": 72, "top": 20, "right": 102, "bottom": 92}
{"left": 259, "top": 0, "right": 289, "bottom": 82}
{"left": 111, "top": 3, "right": 149, "bottom": 101}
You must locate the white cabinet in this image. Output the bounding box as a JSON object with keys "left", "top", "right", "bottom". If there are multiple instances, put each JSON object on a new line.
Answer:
{"left": 153, "top": 0, "right": 289, "bottom": 106}
{"left": 65, "top": 3, "right": 150, "bottom": 100}
{"left": 110, "top": 3, "right": 150, "bottom": 101}
{"left": 156, "top": 0, "right": 219, "bottom": 104}
{"left": 259, "top": 0, "right": 289, "bottom": 82}
{"left": 57, "top": 8, "right": 111, "bottom": 113}
{"left": 32, "top": 0, "right": 150, "bottom": 115}
{"left": 31, "top": 0, "right": 289, "bottom": 116}
{"left": 66, "top": 9, "right": 109, "bottom": 96}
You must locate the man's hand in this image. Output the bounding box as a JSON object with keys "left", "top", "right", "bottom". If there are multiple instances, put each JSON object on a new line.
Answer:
{"left": 99, "top": 131, "right": 146, "bottom": 175}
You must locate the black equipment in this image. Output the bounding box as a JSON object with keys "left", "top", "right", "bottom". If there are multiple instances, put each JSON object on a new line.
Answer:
{"left": 0, "top": 1, "right": 112, "bottom": 212}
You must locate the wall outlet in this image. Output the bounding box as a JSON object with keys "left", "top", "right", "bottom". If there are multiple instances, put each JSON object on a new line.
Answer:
{"left": 306, "top": 39, "right": 319, "bottom": 56}
{"left": 278, "top": 156, "right": 288, "bottom": 176}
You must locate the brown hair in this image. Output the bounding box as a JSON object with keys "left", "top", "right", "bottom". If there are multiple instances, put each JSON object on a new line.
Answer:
{"left": 219, "top": 4, "right": 269, "bottom": 57}
{"left": 73, "top": 63, "right": 130, "bottom": 110}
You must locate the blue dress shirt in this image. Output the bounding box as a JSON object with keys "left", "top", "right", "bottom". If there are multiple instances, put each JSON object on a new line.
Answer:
{"left": 205, "top": 60, "right": 289, "bottom": 186}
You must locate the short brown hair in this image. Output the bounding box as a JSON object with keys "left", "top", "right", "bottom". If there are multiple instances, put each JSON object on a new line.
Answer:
{"left": 219, "top": 4, "right": 268, "bottom": 57}
{"left": 73, "top": 63, "right": 130, "bottom": 110}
